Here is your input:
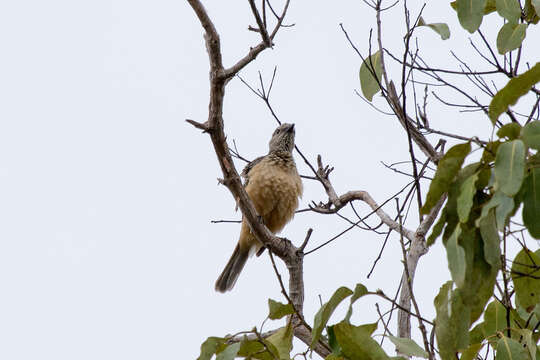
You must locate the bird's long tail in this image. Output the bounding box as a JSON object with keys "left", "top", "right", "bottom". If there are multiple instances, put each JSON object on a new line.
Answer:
{"left": 215, "top": 244, "right": 250, "bottom": 293}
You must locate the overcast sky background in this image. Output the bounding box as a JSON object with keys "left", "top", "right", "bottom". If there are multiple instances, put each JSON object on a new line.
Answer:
{"left": 1, "top": 1, "right": 539, "bottom": 359}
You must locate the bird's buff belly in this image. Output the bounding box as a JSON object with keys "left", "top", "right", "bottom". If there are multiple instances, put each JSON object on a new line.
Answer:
{"left": 246, "top": 171, "right": 300, "bottom": 234}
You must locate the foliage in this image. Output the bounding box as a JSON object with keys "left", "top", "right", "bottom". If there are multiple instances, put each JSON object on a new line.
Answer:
{"left": 359, "top": 51, "right": 383, "bottom": 101}
{"left": 489, "top": 64, "right": 540, "bottom": 122}
{"left": 420, "top": 116, "right": 540, "bottom": 359}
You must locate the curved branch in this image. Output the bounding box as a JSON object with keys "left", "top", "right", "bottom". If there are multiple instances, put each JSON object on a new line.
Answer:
{"left": 311, "top": 190, "right": 416, "bottom": 242}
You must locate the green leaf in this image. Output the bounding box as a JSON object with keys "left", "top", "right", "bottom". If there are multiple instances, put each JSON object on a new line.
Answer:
{"left": 345, "top": 283, "right": 369, "bottom": 322}
{"left": 311, "top": 287, "right": 353, "bottom": 349}
{"left": 327, "top": 326, "right": 341, "bottom": 355}
{"left": 477, "top": 168, "right": 492, "bottom": 190}
{"left": 497, "top": 122, "right": 522, "bottom": 140}
{"left": 439, "top": 164, "right": 481, "bottom": 248}
{"left": 478, "top": 191, "right": 514, "bottom": 231}
{"left": 388, "top": 336, "right": 429, "bottom": 358}
{"left": 470, "top": 323, "right": 486, "bottom": 345}
{"left": 268, "top": 299, "right": 294, "bottom": 320}
{"left": 515, "top": 329, "right": 536, "bottom": 360}
{"left": 483, "top": 301, "right": 508, "bottom": 343}
{"left": 494, "top": 140, "right": 525, "bottom": 196}
{"left": 360, "top": 51, "right": 382, "bottom": 101}
{"left": 511, "top": 248, "right": 540, "bottom": 311}
{"left": 479, "top": 210, "right": 501, "bottom": 267}
{"left": 457, "top": 227, "right": 499, "bottom": 324}
{"left": 523, "top": 0, "right": 540, "bottom": 24}
{"left": 451, "top": 0, "right": 497, "bottom": 14}
{"left": 522, "top": 121, "right": 540, "bottom": 150}
{"left": 427, "top": 207, "right": 446, "bottom": 246}
{"left": 461, "top": 343, "right": 484, "bottom": 360}
{"left": 458, "top": 172, "right": 479, "bottom": 223}
{"left": 359, "top": 322, "right": 378, "bottom": 335}
{"left": 418, "top": 17, "right": 450, "bottom": 39}
{"left": 267, "top": 325, "right": 293, "bottom": 360}
{"left": 333, "top": 322, "right": 390, "bottom": 360}
{"left": 434, "top": 282, "right": 470, "bottom": 360}
{"left": 533, "top": 0, "right": 540, "bottom": 15}
{"left": 525, "top": 0, "right": 540, "bottom": 22}
{"left": 260, "top": 340, "right": 281, "bottom": 360}
{"left": 496, "top": 22, "right": 527, "bottom": 55}
{"left": 325, "top": 355, "right": 345, "bottom": 360}
{"left": 496, "top": 336, "right": 529, "bottom": 360}
{"left": 482, "top": 141, "right": 502, "bottom": 163}
{"left": 238, "top": 339, "right": 273, "bottom": 360}
{"left": 486, "top": 0, "right": 498, "bottom": 12}
{"left": 457, "top": 0, "right": 487, "bottom": 32}
{"left": 534, "top": 302, "right": 540, "bottom": 318}
{"left": 515, "top": 303, "right": 540, "bottom": 326}
{"left": 494, "top": 194, "right": 514, "bottom": 231}
{"left": 447, "top": 225, "right": 467, "bottom": 287}
{"left": 496, "top": 0, "right": 522, "bottom": 22}
{"left": 199, "top": 337, "right": 226, "bottom": 360}
{"left": 350, "top": 283, "right": 369, "bottom": 303}
{"left": 489, "top": 63, "right": 540, "bottom": 122}
{"left": 216, "top": 342, "right": 241, "bottom": 360}
{"left": 522, "top": 168, "right": 540, "bottom": 238}
{"left": 514, "top": 305, "right": 539, "bottom": 331}
{"left": 422, "top": 142, "right": 471, "bottom": 215}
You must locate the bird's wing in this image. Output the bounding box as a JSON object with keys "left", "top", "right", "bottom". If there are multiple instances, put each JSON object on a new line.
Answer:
{"left": 234, "top": 155, "right": 265, "bottom": 212}
{"left": 241, "top": 155, "right": 265, "bottom": 187}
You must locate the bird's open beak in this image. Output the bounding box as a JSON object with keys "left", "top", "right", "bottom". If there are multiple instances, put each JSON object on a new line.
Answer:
{"left": 287, "top": 123, "right": 295, "bottom": 132}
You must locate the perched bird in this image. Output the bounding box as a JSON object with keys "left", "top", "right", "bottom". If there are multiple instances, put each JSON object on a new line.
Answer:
{"left": 215, "top": 123, "right": 303, "bottom": 292}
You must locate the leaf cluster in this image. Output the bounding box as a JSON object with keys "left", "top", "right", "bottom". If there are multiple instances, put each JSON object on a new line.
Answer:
{"left": 423, "top": 120, "right": 540, "bottom": 359}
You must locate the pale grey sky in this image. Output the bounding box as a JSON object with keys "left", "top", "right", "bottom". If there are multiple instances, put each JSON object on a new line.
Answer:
{"left": 0, "top": 1, "right": 538, "bottom": 359}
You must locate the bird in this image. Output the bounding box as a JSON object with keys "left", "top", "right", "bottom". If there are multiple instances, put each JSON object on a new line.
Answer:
{"left": 215, "top": 123, "right": 303, "bottom": 292}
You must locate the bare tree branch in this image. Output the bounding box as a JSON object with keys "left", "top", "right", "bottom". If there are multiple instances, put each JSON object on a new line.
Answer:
{"left": 397, "top": 195, "right": 446, "bottom": 340}
{"left": 248, "top": 0, "right": 272, "bottom": 47}
{"left": 396, "top": 198, "right": 433, "bottom": 359}
{"left": 311, "top": 190, "right": 416, "bottom": 241}
{"left": 186, "top": 1, "right": 330, "bottom": 356}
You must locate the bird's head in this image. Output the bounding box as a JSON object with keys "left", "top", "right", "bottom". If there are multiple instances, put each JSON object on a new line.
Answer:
{"left": 268, "top": 123, "right": 295, "bottom": 153}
